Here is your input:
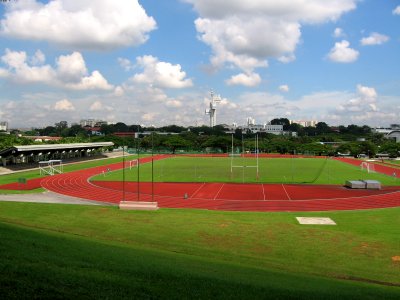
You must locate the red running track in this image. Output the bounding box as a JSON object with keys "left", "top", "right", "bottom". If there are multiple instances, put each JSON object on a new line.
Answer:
{"left": 36, "top": 154, "right": 400, "bottom": 212}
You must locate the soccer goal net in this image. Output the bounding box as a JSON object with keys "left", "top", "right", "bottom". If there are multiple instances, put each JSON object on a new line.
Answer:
{"left": 360, "top": 161, "right": 375, "bottom": 173}
{"left": 129, "top": 159, "right": 139, "bottom": 170}
{"left": 39, "top": 160, "right": 63, "bottom": 176}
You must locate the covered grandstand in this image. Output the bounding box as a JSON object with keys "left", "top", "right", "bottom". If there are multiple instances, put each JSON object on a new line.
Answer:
{"left": 0, "top": 142, "right": 114, "bottom": 167}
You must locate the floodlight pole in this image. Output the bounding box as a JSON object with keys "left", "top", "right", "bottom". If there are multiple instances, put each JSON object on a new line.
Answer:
{"left": 137, "top": 138, "right": 140, "bottom": 201}
{"left": 151, "top": 132, "right": 154, "bottom": 202}
{"left": 231, "top": 133, "right": 234, "bottom": 173}
{"left": 122, "top": 142, "right": 126, "bottom": 201}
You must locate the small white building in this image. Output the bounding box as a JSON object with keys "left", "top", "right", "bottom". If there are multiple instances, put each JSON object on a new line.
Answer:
{"left": 290, "top": 120, "right": 318, "bottom": 127}
{"left": 0, "top": 121, "right": 8, "bottom": 132}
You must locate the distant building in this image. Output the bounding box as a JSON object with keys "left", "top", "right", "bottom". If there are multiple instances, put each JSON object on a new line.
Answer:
{"left": 80, "top": 119, "right": 107, "bottom": 127}
{"left": 226, "top": 118, "right": 284, "bottom": 135}
{"left": 290, "top": 120, "right": 318, "bottom": 127}
{"left": 373, "top": 124, "right": 400, "bottom": 143}
{"left": 23, "top": 136, "right": 62, "bottom": 142}
{"left": 0, "top": 121, "right": 8, "bottom": 132}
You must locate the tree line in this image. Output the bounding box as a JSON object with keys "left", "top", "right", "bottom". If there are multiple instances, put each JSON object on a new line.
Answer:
{"left": 1, "top": 119, "right": 399, "bottom": 158}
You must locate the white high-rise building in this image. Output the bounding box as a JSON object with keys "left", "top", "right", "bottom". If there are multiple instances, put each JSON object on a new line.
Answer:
{"left": 0, "top": 121, "right": 8, "bottom": 131}
{"left": 205, "top": 91, "right": 222, "bottom": 127}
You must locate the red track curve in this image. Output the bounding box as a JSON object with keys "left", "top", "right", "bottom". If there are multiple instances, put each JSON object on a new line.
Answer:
{"left": 36, "top": 154, "right": 400, "bottom": 212}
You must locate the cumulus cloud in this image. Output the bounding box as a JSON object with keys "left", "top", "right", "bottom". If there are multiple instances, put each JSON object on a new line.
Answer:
{"left": 0, "top": 49, "right": 113, "bottom": 90}
{"left": 0, "top": 0, "right": 156, "bottom": 50}
{"left": 278, "top": 54, "right": 296, "bottom": 64}
{"left": 89, "top": 101, "right": 114, "bottom": 112}
{"left": 335, "top": 85, "right": 378, "bottom": 116}
{"left": 333, "top": 27, "right": 345, "bottom": 38}
{"left": 279, "top": 85, "right": 289, "bottom": 92}
{"left": 360, "top": 32, "right": 389, "bottom": 46}
{"left": 166, "top": 99, "right": 183, "bottom": 108}
{"left": 131, "top": 55, "right": 193, "bottom": 89}
{"left": 327, "top": 40, "right": 359, "bottom": 63}
{"left": 118, "top": 58, "right": 134, "bottom": 71}
{"left": 186, "top": 0, "right": 357, "bottom": 74}
{"left": 226, "top": 72, "right": 261, "bottom": 87}
{"left": 393, "top": 6, "right": 400, "bottom": 15}
{"left": 54, "top": 99, "right": 75, "bottom": 111}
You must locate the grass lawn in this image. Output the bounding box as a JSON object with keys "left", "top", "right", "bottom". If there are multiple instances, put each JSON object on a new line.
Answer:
{"left": 0, "top": 202, "right": 399, "bottom": 299}
{"left": 91, "top": 156, "right": 400, "bottom": 186}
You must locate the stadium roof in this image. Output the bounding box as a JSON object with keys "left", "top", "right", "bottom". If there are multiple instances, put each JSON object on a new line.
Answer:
{"left": 0, "top": 142, "right": 114, "bottom": 157}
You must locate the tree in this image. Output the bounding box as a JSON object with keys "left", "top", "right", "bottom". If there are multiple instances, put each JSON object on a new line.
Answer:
{"left": 270, "top": 118, "right": 290, "bottom": 130}
{"left": 163, "top": 135, "right": 189, "bottom": 154}
{"left": 315, "top": 122, "right": 331, "bottom": 134}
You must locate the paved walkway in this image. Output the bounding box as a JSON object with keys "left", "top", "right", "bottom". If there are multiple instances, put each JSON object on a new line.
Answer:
{"left": 0, "top": 191, "right": 114, "bottom": 206}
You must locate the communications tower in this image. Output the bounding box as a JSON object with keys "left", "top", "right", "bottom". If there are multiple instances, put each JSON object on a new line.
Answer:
{"left": 205, "top": 91, "right": 221, "bottom": 127}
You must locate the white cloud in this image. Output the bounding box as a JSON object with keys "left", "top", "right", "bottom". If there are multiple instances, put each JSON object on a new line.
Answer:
{"left": 333, "top": 27, "right": 345, "bottom": 38}
{"left": 113, "top": 86, "right": 124, "bottom": 97}
{"left": 0, "top": 49, "right": 113, "bottom": 90}
{"left": 66, "top": 70, "right": 113, "bottom": 90}
{"left": 393, "top": 6, "right": 400, "bottom": 15}
{"left": 278, "top": 54, "right": 296, "bottom": 64}
{"left": 132, "top": 55, "right": 193, "bottom": 89}
{"left": 0, "top": 67, "right": 9, "bottom": 77}
{"left": 54, "top": 99, "right": 75, "bottom": 111}
{"left": 279, "top": 85, "right": 289, "bottom": 92}
{"left": 142, "top": 112, "right": 158, "bottom": 121}
{"left": 327, "top": 40, "right": 359, "bottom": 63}
{"left": 118, "top": 58, "right": 134, "bottom": 71}
{"left": 89, "top": 101, "right": 114, "bottom": 112}
{"left": 187, "top": 0, "right": 357, "bottom": 74}
{"left": 360, "top": 32, "right": 389, "bottom": 46}
{"left": 56, "top": 52, "right": 87, "bottom": 82}
{"left": 0, "top": 0, "right": 156, "bottom": 51}
{"left": 166, "top": 99, "right": 183, "bottom": 108}
{"left": 356, "top": 84, "right": 377, "bottom": 101}
{"left": 30, "top": 50, "right": 45, "bottom": 65}
{"left": 226, "top": 72, "right": 261, "bottom": 87}
{"left": 1, "top": 48, "right": 56, "bottom": 83}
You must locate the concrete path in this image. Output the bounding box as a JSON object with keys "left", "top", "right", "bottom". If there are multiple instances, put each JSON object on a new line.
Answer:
{"left": 0, "top": 191, "right": 115, "bottom": 206}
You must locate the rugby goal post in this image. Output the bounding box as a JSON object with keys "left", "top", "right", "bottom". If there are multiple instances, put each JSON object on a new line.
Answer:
{"left": 360, "top": 161, "right": 375, "bottom": 173}
{"left": 230, "top": 134, "right": 259, "bottom": 180}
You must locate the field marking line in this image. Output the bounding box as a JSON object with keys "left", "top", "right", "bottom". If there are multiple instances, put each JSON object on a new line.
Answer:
{"left": 214, "top": 183, "right": 225, "bottom": 200}
{"left": 281, "top": 184, "right": 291, "bottom": 200}
{"left": 262, "top": 184, "right": 266, "bottom": 201}
{"left": 190, "top": 182, "right": 206, "bottom": 198}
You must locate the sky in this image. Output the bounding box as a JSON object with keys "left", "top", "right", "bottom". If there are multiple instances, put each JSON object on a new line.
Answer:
{"left": 0, "top": 0, "right": 399, "bottom": 129}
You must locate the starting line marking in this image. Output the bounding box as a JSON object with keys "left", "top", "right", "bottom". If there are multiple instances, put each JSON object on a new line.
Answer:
{"left": 296, "top": 217, "right": 336, "bottom": 225}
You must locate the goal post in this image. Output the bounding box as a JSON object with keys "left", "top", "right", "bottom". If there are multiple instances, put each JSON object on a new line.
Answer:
{"left": 39, "top": 160, "right": 63, "bottom": 176}
{"left": 230, "top": 133, "right": 259, "bottom": 180}
{"left": 129, "top": 159, "right": 139, "bottom": 170}
{"left": 360, "top": 161, "right": 375, "bottom": 173}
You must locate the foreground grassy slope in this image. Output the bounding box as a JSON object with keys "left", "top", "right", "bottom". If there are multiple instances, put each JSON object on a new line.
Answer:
{"left": 0, "top": 202, "right": 399, "bottom": 299}
{"left": 92, "top": 156, "right": 399, "bottom": 185}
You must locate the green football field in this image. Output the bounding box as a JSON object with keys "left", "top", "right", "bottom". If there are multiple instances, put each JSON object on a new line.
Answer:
{"left": 0, "top": 202, "right": 399, "bottom": 299}
{"left": 91, "top": 156, "right": 400, "bottom": 186}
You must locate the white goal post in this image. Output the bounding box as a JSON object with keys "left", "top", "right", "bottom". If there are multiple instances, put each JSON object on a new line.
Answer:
{"left": 39, "top": 160, "right": 63, "bottom": 176}
{"left": 129, "top": 159, "right": 139, "bottom": 170}
{"left": 360, "top": 161, "right": 375, "bottom": 173}
{"left": 230, "top": 134, "right": 259, "bottom": 179}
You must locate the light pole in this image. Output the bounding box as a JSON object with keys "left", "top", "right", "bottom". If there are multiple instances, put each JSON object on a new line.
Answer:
{"left": 137, "top": 138, "right": 140, "bottom": 201}
{"left": 122, "top": 141, "right": 125, "bottom": 201}
{"left": 151, "top": 132, "right": 154, "bottom": 202}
